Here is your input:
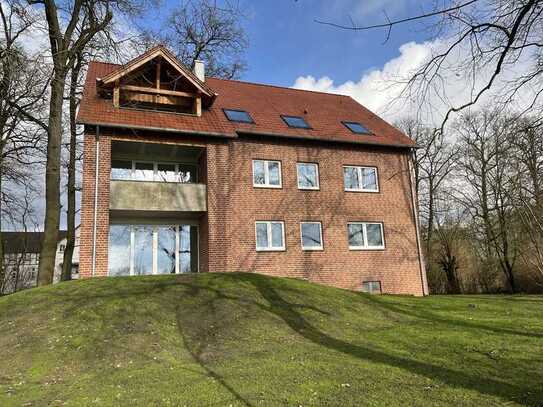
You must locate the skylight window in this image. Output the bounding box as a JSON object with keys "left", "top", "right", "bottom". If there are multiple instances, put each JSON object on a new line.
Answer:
{"left": 343, "top": 121, "right": 372, "bottom": 134}
{"left": 281, "top": 115, "right": 311, "bottom": 129}
{"left": 223, "top": 109, "right": 254, "bottom": 123}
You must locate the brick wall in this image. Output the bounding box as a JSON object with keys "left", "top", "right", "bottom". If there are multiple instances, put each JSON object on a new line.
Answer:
{"left": 206, "top": 136, "right": 425, "bottom": 295}
{"left": 80, "top": 128, "right": 111, "bottom": 278}
{"left": 79, "top": 128, "right": 426, "bottom": 295}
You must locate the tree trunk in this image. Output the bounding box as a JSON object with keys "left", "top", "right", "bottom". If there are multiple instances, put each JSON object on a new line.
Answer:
{"left": 61, "top": 59, "right": 81, "bottom": 281}
{"left": 38, "top": 72, "right": 65, "bottom": 286}
{"left": 444, "top": 259, "right": 460, "bottom": 294}
{"left": 502, "top": 257, "right": 517, "bottom": 293}
{"left": 0, "top": 155, "right": 3, "bottom": 290}
{"left": 425, "top": 178, "right": 435, "bottom": 259}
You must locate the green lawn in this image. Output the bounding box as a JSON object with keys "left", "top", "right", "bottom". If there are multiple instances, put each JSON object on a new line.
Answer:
{"left": 0, "top": 273, "right": 542, "bottom": 406}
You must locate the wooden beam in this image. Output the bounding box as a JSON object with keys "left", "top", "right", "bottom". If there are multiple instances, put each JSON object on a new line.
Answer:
{"left": 120, "top": 85, "right": 197, "bottom": 98}
{"left": 100, "top": 48, "right": 213, "bottom": 98}
{"left": 155, "top": 59, "right": 161, "bottom": 104}
{"left": 156, "top": 59, "right": 161, "bottom": 89}
{"left": 113, "top": 80, "right": 120, "bottom": 108}
{"left": 194, "top": 96, "right": 202, "bottom": 117}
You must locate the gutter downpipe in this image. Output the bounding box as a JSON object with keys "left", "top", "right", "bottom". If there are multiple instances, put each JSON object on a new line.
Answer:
{"left": 92, "top": 125, "right": 100, "bottom": 277}
{"left": 408, "top": 149, "right": 428, "bottom": 296}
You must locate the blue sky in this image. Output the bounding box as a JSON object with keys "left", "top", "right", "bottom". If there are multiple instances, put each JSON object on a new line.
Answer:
{"left": 151, "top": 0, "right": 432, "bottom": 87}
{"left": 239, "top": 0, "right": 430, "bottom": 87}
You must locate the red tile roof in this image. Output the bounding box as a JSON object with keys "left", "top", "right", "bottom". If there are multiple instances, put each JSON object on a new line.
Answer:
{"left": 77, "top": 60, "right": 415, "bottom": 148}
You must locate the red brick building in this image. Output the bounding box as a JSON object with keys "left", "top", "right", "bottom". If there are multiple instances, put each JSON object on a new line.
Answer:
{"left": 77, "top": 46, "right": 428, "bottom": 295}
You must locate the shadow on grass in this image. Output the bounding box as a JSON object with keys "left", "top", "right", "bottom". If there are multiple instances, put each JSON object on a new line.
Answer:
{"left": 360, "top": 293, "right": 543, "bottom": 339}
{"left": 44, "top": 274, "right": 542, "bottom": 405}
{"left": 246, "top": 276, "right": 541, "bottom": 405}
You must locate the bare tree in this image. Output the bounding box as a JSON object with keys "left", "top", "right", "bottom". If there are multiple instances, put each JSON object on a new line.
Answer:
{"left": 397, "top": 118, "right": 457, "bottom": 260}
{"left": 27, "top": 0, "right": 151, "bottom": 285}
{"left": 433, "top": 200, "right": 470, "bottom": 294}
{"left": 454, "top": 109, "right": 521, "bottom": 292}
{"left": 0, "top": 0, "right": 48, "bottom": 282}
{"left": 318, "top": 0, "right": 543, "bottom": 129}
{"left": 60, "top": 50, "right": 83, "bottom": 281}
{"left": 1, "top": 183, "right": 39, "bottom": 294}
{"left": 147, "top": 0, "right": 248, "bottom": 79}
{"left": 508, "top": 117, "right": 543, "bottom": 284}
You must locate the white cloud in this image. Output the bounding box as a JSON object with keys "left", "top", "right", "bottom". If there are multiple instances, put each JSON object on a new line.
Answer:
{"left": 293, "top": 40, "right": 443, "bottom": 122}
{"left": 292, "top": 38, "right": 540, "bottom": 125}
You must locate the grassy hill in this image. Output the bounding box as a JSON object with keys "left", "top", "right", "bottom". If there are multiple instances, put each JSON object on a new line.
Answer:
{"left": 0, "top": 273, "right": 542, "bottom": 406}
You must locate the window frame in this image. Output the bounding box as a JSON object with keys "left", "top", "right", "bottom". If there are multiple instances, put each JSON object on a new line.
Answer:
{"left": 281, "top": 115, "right": 312, "bottom": 129}
{"left": 342, "top": 121, "right": 372, "bottom": 135}
{"left": 255, "top": 221, "right": 286, "bottom": 252}
{"left": 300, "top": 221, "right": 324, "bottom": 251}
{"left": 296, "top": 162, "right": 320, "bottom": 190}
{"left": 133, "top": 160, "right": 156, "bottom": 182}
{"left": 362, "top": 280, "right": 382, "bottom": 294}
{"left": 252, "top": 159, "right": 282, "bottom": 188}
{"left": 223, "top": 108, "right": 255, "bottom": 124}
{"left": 347, "top": 222, "right": 385, "bottom": 250}
{"left": 343, "top": 165, "right": 379, "bottom": 193}
{"left": 108, "top": 223, "right": 200, "bottom": 276}
{"left": 111, "top": 160, "right": 198, "bottom": 183}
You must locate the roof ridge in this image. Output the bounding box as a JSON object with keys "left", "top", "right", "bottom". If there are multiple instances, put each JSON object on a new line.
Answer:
{"left": 208, "top": 77, "right": 351, "bottom": 97}
{"left": 89, "top": 60, "right": 350, "bottom": 98}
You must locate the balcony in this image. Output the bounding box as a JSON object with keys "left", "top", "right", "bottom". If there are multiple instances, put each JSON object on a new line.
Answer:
{"left": 110, "top": 180, "right": 207, "bottom": 212}
{"left": 109, "top": 140, "right": 206, "bottom": 214}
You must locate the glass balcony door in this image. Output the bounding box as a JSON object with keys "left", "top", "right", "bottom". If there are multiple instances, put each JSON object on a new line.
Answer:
{"left": 109, "top": 224, "right": 198, "bottom": 276}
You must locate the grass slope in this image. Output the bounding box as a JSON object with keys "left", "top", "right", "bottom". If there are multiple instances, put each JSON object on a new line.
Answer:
{"left": 0, "top": 273, "right": 542, "bottom": 406}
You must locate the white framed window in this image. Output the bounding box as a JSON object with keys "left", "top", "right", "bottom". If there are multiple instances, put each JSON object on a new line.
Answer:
{"left": 108, "top": 224, "right": 199, "bottom": 276}
{"left": 343, "top": 166, "right": 379, "bottom": 192}
{"left": 297, "top": 163, "right": 320, "bottom": 190}
{"left": 253, "top": 160, "right": 282, "bottom": 188}
{"left": 255, "top": 221, "right": 285, "bottom": 251}
{"left": 300, "top": 222, "right": 323, "bottom": 250}
{"left": 111, "top": 160, "right": 197, "bottom": 183}
{"left": 362, "top": 281, "right": 382, "bottom": 294}
{"left": 348, "top": 222, "right": 385, "bottom": 250}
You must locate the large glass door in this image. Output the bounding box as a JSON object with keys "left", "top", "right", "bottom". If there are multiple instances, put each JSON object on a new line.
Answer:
{"left": 109, "top": 225, "right": 131, "bottom": 276}
{"left": 178, "top": 225, "right": 198, "bottom": 273}
{"left": 108, "top": 224, "right": 198, "bottom": 276}
{"left": 157, "top": 226, "right": 177, "bottom": 274}
{"left": 133, "top": 226, "right": 153, "bottom": 275}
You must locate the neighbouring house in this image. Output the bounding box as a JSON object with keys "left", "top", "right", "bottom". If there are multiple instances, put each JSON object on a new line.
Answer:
{"left": 0, "top": 228, "right": 80, "bottom": 294}
{"left": 77, "top": 45, "right": 428, "bottom": 296}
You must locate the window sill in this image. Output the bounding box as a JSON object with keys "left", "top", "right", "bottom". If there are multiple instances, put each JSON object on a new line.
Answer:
{"left": 256, "top": 248, "right": 286, "bottom": 252}
{"left": 298, "top": 187, "right": 320, "bottom": 191}
{"left": 253, "top": 184, "right": 282, "bottom": 189}
{"left": 302, "top": 247, "right": 324, "bottom": 251}
{"left": 349, "top": 246, "right": 385, "bottom": 251}
{"left": 345, "top": 188, "right": 380, "bottom": 193}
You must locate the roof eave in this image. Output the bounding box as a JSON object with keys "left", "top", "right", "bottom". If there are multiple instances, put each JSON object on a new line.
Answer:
{"left": 236, "top": 130, "right": 416, "bottom": 149}
{"left": 77, "top": 120, "right": 236, "bottom": 139}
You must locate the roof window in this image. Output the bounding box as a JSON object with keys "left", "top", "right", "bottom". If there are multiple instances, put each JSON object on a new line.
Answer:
{"left": 343, "top": 121, "right": 371, "bottom": 134}
{"left": 281, "top": 115, "right": 311, "bottom": 129}
{"left": 223, "top": 109, "right": 254, "bottom": 123}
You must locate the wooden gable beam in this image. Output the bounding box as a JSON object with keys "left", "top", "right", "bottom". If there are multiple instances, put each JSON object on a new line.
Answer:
{"left": 194, "top": 94, "right": 202, "bottom": 117}
{"left": 119, "top": 85, "right": 197, "bottom": 98}
{"left": 113, "top": 80, "right": 120, "bottom": 108}
{"left": 156, "top": 59, "right": 161, "bottom": 89}
{"left": 101, "top": 48, "right": 213, "bottom": 98}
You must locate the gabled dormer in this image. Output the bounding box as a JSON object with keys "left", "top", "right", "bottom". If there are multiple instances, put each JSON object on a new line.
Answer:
{"left": 96, "top": 46, "right": 216, "bottom": 116}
